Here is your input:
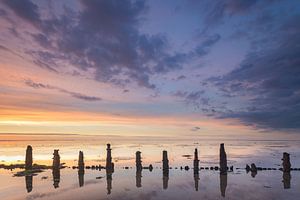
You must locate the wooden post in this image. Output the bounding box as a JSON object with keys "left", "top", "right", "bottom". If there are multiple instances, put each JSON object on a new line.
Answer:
{"left": 282, "top": 152, "right": 291, "bottom": 172}
{"left": 106, "top": 144, "right": 114, "bottom": 172}
{"left": 220, "top": 143, "right": 227, "bottom": 175}
{"left": 162, "top": 150, "right": 169, "bottom": 171}
{"left": 78, "top": 151, "right": 85, "bottom": 171}
{"left": 52, "top": 150, "right": 60, "bottom": 170}
{"left": 25, "top": 145, "right": 33, "bottom": 170}
{"left": 194, "top": 148, "right": 199, "bottom": 174}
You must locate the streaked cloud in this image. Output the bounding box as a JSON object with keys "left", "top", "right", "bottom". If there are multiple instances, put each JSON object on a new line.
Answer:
{"left": 24, "top": 79, "right": 102, "bottom": 101}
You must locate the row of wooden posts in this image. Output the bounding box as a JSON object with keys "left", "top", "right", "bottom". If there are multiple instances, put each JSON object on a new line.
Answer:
{"left": 25, "top": 143, "right": 292, "bottom": 173}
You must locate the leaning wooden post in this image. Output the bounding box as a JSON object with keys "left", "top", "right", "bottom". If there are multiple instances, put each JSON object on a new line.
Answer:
{"left": 25, "top": 145, "right": 33, "bottom": 170}
{"left": 220, "top": 143, "right": 227, "bottom": 174}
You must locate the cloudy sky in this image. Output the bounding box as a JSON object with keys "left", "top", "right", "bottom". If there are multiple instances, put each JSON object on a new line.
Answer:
{"left": 0, "top": 0, "right": 299, "bottom": 137}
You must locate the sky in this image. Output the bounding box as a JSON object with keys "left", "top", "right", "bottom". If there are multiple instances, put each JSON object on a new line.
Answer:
{"left": 0, "top": 0, "right": 299, "bottom": 138}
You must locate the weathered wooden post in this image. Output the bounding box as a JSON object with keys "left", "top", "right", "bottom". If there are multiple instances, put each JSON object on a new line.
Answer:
{"left": 25, "top": 145, "right": 33, "bottom": 170}
{"left": 219, "top": 143, "right": 227, "bottom": 175}
{"left": 162, "top": 150, "right": 169, "bottom": 171}
{"left": 282, "top": 152, "right": 291, "bottom": 172}
{"left": 162, "top": 150, "right": 169, "bottom": 190}
{"left": 106, "top": 144, "right": 114, "bottom": 172}
{"left": 194, "top": 148, "right": 199, "bottom": 174}
{"left": 52, "top": 150, "right": 60, "bottom": 170}
{"left": 136, "top": 151, "right": 142, "bottom": 171}
{"left": 78, "top": 151, "right": 85, "bottom": 171}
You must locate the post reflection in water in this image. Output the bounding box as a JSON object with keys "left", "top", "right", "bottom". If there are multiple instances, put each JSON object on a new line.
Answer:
{"left": 163, "top": 171, "right": 169, "bottom": 190}
{"left": 136, "top": 170, "right": 142, "bottom": 188}
{"left": 193, "top": 148, "right": 200, "bottom": 191}
{"left": 52, "top": 168, "right": 60, "bottom": 189}
{"left": 106, "top": 171, "right": 113, "bottom": 195}
{"left": 282, "top": 172, "right": 291, "bottom": 189}
{"left": 25, "top": 175, "right": 33, "bottom": 193}
{"left": 78, "top": 170, "right": 84, "bottom": 187}
{"left": 220, "top": 174, "right": 227, "bottom": 197}
{"left": 194, "top": 173, "right": 199, "bottom": 191}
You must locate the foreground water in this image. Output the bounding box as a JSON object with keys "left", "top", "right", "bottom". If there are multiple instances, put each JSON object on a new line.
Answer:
{"left": 0, "top": 134, "right": 300, "bottom": 200}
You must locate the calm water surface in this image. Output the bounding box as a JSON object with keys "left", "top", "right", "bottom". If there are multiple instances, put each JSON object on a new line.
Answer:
{"left": 0, "top": 134, "right": 299, "bottom": 200}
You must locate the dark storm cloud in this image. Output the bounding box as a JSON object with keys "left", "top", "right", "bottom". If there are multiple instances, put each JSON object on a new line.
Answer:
{"left": 210, "top": 15, "right": 300, "bottom": 130}
{"left": 1, "top": 0, "right": 220, "bottom": 89}
{"left": 25, "top": 79, "right": 102, "bottom": 102}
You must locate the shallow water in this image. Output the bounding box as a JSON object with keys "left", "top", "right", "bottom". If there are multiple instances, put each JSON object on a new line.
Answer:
{"left": 0, "top": 134, "right": 300, "bottom": 200}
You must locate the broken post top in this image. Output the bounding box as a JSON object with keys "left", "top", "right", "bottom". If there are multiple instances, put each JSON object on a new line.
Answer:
{"left": 282, "top": 152, "right": 290, "bottom": 160}
{"left": 53, "top": 149, "right": 59, "bottom": 155}
{"left": 106, "top": 144, "right": 114, "bottom": 172}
